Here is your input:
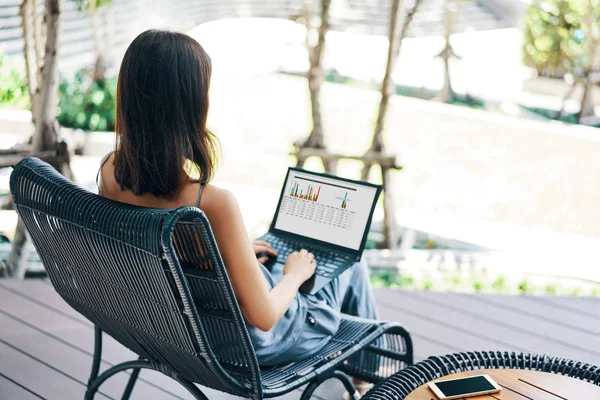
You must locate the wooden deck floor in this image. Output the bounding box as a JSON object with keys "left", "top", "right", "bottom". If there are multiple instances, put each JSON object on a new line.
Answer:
{"left": 1, "top": 279, "right": 599, "bottom": 400}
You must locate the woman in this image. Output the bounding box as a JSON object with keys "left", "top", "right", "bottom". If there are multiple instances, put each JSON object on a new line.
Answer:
{"left": 97, "top": 29, "right": 379, "bottom": 394}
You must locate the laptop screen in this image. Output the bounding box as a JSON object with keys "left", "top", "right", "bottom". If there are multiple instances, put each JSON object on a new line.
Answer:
{"left": 273, "top": 169, "right": 380, "bottom": 252}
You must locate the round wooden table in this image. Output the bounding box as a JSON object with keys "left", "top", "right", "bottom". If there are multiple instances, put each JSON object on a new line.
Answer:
{"left": 406, "top": 368, "right": 600, "bottom": 399}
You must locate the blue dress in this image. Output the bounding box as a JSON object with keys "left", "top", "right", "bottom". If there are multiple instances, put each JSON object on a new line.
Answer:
{"left": 97, "top": 152, "right": 378, "bottom": 366}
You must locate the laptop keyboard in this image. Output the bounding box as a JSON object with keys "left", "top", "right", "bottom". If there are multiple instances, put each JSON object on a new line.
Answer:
{"left": 261, "top": 233, "right": 352, "bottom": 278}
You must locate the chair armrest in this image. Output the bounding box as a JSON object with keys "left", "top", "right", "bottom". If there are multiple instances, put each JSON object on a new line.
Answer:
{"left": 337, "top": 317, "right": 413, "bottom": 384}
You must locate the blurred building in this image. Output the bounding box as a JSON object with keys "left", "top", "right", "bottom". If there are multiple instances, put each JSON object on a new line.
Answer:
{"left": 0, "top": 0, "right": 514, "bottom": 72}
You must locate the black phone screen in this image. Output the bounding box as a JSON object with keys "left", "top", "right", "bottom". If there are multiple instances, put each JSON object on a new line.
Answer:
{"left": 435, "top": 375, "right": 496, "bottom": 396}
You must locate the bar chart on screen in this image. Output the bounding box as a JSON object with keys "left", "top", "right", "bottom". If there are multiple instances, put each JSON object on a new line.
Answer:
{"left": 280, "top": 177, "right": 356, "bottom": 230}
{"left": 289, "top": 181, "right": 321, "bottom": 202}
{"left": 275, "top": 171, "right": 379, "bottom": 250}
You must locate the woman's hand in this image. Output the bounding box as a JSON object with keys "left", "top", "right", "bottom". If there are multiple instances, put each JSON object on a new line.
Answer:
{"left": 284, "top": 249, "right": 317, "bottom": 283}
{"left": 253, "top": 240, "right": 278, "bottom": 264}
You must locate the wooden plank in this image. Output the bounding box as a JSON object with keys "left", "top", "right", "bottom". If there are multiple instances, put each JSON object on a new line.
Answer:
{"left": 410, "top": 291, "right": 600, "bottom": 359}
{"left": 5, "top": 281, "right": 330, "bottom": 399}
{"left": 0, "top": 313, "right": 177, "bottom": 400}
{"left": 0, "top": 285, "right": 193, "bottom": 399}
{"left": 0, "top": 279, "right": 92, "bottom": 325}
{"left": 525, "top": 295, "right": 600, "bottom": 320}
{"left": 379, "top": 301, "right": 475, "bottom": 358}
{"left": 0, "top": 374, "right": 44, "bottom": 400}
{"left": 461, "top": 293, "right": 600, "bottom": 338}
{"left": 375, "top": 291, "right": 526, "bottom": 354}
{"left": 0, "top": 282, "right": 303, "bottom": 400}
{"left": 0, "top": 341, "right": 108, "bottom": 400}
{"left": 376, "top": 290, "right": 598, "bottom": 364}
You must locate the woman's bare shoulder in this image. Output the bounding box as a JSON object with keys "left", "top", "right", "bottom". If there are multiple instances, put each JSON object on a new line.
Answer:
{"left": 200, "top": 184, "right": 238, "bottom": 212}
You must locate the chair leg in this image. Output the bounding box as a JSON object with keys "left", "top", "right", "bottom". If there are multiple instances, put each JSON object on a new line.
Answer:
{"left": 300, "top": 370, "right": 359, "bottom": 400}
{"left": 177, "top": 377, "right": 210, "bottom": 400}
{"left": 88, "top": 326, "right": 103, "bottom": 383}
{"left": 300, "top": 380, "right": 321, "bottom": 400}
{"left": 85, "top": 359, "right": 209, "bottom": 400}
{"left": 332, "top": 371, "right": 360, "bottom": 400}
{"left": 120, "top": 367, "right": 141, "bottom": 400}
{"left": 86, "top": 326, "right": 103, "bottom": 400}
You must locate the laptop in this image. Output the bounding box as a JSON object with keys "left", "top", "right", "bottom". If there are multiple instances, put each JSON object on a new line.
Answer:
{"left": 258, "top": 167, "right": 382, "bottom": 294}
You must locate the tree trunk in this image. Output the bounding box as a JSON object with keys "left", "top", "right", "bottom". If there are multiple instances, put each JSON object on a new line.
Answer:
{"left": 578, "top": 77, "right": 595, "bottom": 121}
{"left": 382, "top": 167, "right": 399, "bottom": 249}
{"left": 19, "top": 0, "right": 37, "bottom": 116}
{"left": 361, "top": 0, "right": 423, "bottom": 181}
{"left": 90, "top": 6, "right": 106, "bottom": 81}
{"left": 437, "top": 0, "right": 461, "bottom": 103}
{"left": 103, "top": 3, "right": 114, "bottom": 74}
{"left": 306, "top": 0, "right": 331, "bottom": 149}
{"left": 5, "top": 219, "right": 29, "bottom": 279}
{"left": 8, "top": 0, "right": 64, "bottom": 279}
{"left": 32, "top": 0, "right": 62, "bottom": 153}
{"left": 34, "top": 0, "right": 45, "bottom": 119}
{"left": 361, "top": 0, "right": 423, "bottom": 250}
{"left": 297, "top": 0, "right": 333, "bottom": 172}
{"left": 32, "top": 0, "right": 42, "bottom": 71}
{"left": 557, "top": 79, "right": 577, "bottom": 120}
{"left": 578, "top": 0, "right": 598, "bottom": 122}
{"left": 10, "top": 0, "right": 35, "bottom": 279}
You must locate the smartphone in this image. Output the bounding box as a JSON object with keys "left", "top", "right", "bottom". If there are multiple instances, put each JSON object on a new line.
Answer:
{"left": 428, "top": 374, "right": 501, "bottom": 399}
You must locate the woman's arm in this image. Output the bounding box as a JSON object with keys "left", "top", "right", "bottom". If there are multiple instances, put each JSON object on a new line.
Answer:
{"left": 202, "top": 188, "right": 315, "bottom": 332}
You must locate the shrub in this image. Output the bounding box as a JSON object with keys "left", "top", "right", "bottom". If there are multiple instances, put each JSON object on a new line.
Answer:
{"left": 57, "top": 68, "right": 117, "bottom": 132}
{"left": 523, "top": 0, "right": 600, "bottom": 78}
{"left": 0, "top": 54, "right": 30, "bottom": 109}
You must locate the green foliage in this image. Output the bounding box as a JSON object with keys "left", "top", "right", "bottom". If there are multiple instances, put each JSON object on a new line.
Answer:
{"left": 491, "top": 276, "right": 507, "bottom": 292}
{"left": 423, "top": 277, "right": 434, "bottom": 291}
{"left": 525, "top": 105, "right": 580, "bottom": 123}
{"left": 368, "top": 267, "right": 600, "bottom": 296}
{"left": 569, "top": 286, "right": 581, "bottom": 296}
{"left": 365, "top": 238, "right": 378, "bottom": 249}
{"left": 398, "top": 274, "right": 415, "bottom": 288}
{"left": 71, "top": 0, "right": 113, "bottom": 12}
{"left": 518, "top": 280, "right": 533, "bottom": 293}
{"left": 325, "top": 68, "right": 352, "bottom": 84}
{"left": 57, "top": 69, "right": 116, "bottom": 132}
{"left": 374, "top": 270, "right": 396, "bottom": 287}
{"left": 451, "top": 273, "right": 461, "bottom": 286}
{"left": 450, "top": 95, "right": 485, "bottom": 110}
{"left": 0, "top": 54, "right": 30, "bottom": 109}
{"left": 544, "top": 284, "right": 558, "bottom": 295}
{"left": 523, "top": 0, "right": 600, "bottom": 77}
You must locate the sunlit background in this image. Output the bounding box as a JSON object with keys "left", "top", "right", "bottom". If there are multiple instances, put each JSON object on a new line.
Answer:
{"left": 2, "top": 0, "right": 600, "bottom": 294}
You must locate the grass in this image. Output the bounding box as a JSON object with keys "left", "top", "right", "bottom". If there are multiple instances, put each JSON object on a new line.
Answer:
{"left": 282, "top": 69, "right": 486, "bottom": 110}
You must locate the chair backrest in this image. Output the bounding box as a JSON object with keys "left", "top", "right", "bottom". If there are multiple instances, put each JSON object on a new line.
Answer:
{"left": 10, "top": 158, "right": 262, "bottom": 398}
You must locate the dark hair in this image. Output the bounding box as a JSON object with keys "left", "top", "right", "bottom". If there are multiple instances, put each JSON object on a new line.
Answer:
{"left": 114, "top": 29, "right": 218, "bottom": 199}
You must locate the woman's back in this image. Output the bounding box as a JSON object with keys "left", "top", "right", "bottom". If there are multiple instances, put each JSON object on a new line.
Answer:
{"left": 99, "top": 152, "right": 209, "bottom": 209}
{"left": 98, "top": 30, "right": 379, "bottom": 376}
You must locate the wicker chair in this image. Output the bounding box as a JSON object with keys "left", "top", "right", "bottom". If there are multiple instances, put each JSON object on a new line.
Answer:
{"left": 10, "top": 157, "right": 413, "bottom": 400}
{"left": 362, "top": 350, "right": 600, "bottom": 399}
